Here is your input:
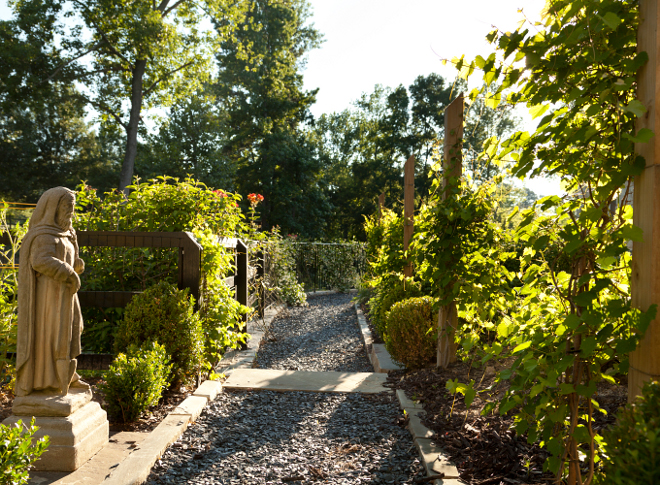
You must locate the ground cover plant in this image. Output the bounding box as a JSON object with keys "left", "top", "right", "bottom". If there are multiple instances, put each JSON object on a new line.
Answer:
{"left": 364, "top": 1, "right": 657, "bottom": 483}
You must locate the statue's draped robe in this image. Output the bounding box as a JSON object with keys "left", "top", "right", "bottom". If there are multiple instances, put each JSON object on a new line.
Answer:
{"left": 15, "top": 188, "right": 84, "bottom": 397}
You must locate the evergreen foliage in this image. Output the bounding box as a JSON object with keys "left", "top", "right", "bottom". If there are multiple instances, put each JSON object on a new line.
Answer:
{"left": 0, "top": 419, "right": 49, "bottom": 485}
{"left": 115, "top": 282, "right": 203, "bottom": 385}
{"left": 385, "top": 296, "right": 437, "bottom": 370}
{"left": 100, "top": 342, "right": 172, "bottom": 423}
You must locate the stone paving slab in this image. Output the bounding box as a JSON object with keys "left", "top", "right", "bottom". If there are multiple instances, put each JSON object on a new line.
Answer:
{"left": 29, "top": 431, "right": 148, "bottom": 484}
{"left": 223, "top": 368, "right": 389, "bottom": 393}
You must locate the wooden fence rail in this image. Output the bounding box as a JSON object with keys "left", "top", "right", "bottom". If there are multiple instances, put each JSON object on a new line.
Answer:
{"left": 76, "top": 231, "right": 204, "bottom": 308}
{"left": 1, "top": 230, "right": 252, "bottom": 363}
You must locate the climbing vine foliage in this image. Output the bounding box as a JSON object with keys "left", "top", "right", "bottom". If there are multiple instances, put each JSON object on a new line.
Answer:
{"left": 430, "top": 1, "right": 657, "bottom": 483}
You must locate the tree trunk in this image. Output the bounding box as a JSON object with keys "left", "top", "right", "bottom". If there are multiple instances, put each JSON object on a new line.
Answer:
{"left": 119, "top": 59, "right": 148, "bottom": 195}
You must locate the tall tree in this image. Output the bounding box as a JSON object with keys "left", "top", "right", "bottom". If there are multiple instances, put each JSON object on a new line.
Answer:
{"left": 315, "top": 75, "right": 519, "bottom": 240}
{"left": 137, "top": 92, "right": 235, "bottom": 190}
{"left": 213, "top": 0, "right": 326, "bottom": 236}
{"left": 0, "top": 85, "right": 116, "bottom": 201}
{"left": 4, "top": 0, "right": 246, "bottom": 194}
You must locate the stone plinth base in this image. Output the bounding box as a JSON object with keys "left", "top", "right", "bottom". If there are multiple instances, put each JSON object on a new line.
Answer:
{"left": 3, "top": 401, "right": 109, "bottom": 471}
{"left": 12, "top": 387, "right": 92, "bottom": 417}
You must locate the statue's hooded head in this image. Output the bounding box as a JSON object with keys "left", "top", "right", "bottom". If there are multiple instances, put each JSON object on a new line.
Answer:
{"left": 29, "top": 187, "right": 76, "bottom": 234}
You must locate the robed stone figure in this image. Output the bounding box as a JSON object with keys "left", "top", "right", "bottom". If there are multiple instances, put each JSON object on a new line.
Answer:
{"left": 4, "top": 187, "right": 108, "bottom": 472}
{"left": 15, "top": 186, "right": 89, "bottom": 397}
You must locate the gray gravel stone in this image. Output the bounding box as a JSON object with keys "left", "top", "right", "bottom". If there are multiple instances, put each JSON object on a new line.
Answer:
{"left": 144, "top": 293, "right": 425, "bottom": 484}
{"left": 145, "top": 390, "right": 425, "bottom": 484}
{"left": 256, "top": 293, "right": 373, "bottom": 373}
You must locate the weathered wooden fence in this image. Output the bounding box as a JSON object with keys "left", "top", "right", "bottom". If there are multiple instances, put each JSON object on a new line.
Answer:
{"left": 1, "top": 230, "right": 252, "bottom": 366}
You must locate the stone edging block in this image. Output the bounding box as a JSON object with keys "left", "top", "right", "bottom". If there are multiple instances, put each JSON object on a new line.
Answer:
{"left": 395, "top": 386, "right": 461, "bottom": 482}
{"left": 353, "top": 303, "right": 401, "bottom": 373}
{"left": 193, "top": 380, "right": 222, "bottom": 401}
{"left": 102, "top": 414, "right": 190, "bottom": 485}
{"left": 102, "top": 378, "right": 223, "bottom": 485}
{"left": 170, "top": 396, "right": 208, "bottom": 422}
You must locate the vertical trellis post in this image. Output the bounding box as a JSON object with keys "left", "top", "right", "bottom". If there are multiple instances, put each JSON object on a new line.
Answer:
{"left": 437, "top": 94, "right": 464, "bottom": 368}
{"left": 630, "top": 1, "right": 660, "bottom": 400}
{"left": 403, "top": 156, "right": 415, "bottom": 278}
{"left": 377, "top": 192, "right": 385, "bottom": 222}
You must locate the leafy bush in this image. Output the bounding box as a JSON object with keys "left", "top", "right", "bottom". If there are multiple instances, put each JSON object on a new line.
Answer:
{"left": 280, "top": 280, "right": 307, "bottom": 307}
{"left": 0, "top": 205, "right": 27, "bottom": 368}
{"left": 363, "top": 208, "right": 406, "bottom": 280}
{"left": 368, "top": 275, "right": 421, "bottom": 339}
{"left": 74, "top": 177, "right": 248, "bottom": 356}
{"left": 600, "top": 380, "right": 660, "bottom": 485}
{"left": 385, "top": 296, "right": 437, "bottom": 370}
{"left": 100, "top": 343, "right": 172, "bottom": 423}
{"left": 115, "top": 282, "right": 203, "bottom": 385}
{"left": 0, "top": 418, "right": 49, "bottom": 484}
{"left": 193, "top": 229, "right": 249, "bottom": 367}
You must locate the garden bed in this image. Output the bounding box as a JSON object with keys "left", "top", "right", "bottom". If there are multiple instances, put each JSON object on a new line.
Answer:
{"left": 0, "top": 377, "right": 193, "bottom": 432}
{"left": 386, "top": 362, "right": 628, "bottom": 484}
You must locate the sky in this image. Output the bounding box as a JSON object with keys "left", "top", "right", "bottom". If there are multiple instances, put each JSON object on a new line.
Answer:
{"left": 0, "top": 0, "right": 561, "bottom": 196}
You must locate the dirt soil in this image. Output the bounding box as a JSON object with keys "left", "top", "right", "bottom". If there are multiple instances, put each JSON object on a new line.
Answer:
{"left": 0, "top": 378, "right": 191, "bottom": 433}
{"left": 385, "top": 361, "right": 628, "bottom": 485}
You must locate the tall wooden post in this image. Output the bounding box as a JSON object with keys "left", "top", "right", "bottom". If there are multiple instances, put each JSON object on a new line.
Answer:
{"left": 377, "top": 192, "right": 385, "bottom": 222}
{"left": 403, "top": 156, "right": 415, "bottom": 278}
{"left": 438, "top": 94, "right": 464, "bottom": 368}
{"left": 630, "top": 1, "right": 660, "bottom": 400}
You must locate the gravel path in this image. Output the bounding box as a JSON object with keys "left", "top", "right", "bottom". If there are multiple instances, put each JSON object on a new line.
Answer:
{"left": 146, "top": 390, "right": 425, "bottom": 484}
{"left": 145, "top": 292, "right": 425, "bottom": 484}
{"left": 256, "top": 293, "right": 373, "bottom": 372}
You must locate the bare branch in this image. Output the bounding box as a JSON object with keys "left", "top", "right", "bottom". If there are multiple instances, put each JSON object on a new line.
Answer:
{"left": 42, "top": 40, "right": 104, "bottom": 85}
{"left": 142, "top": 61, "right": 195, "bottom": 97}
{"left": 70, "top": 0, "right": 132, "bottom": 66}
{"left": 162, "top": 0, "right": 187, "bottom": 16}
{"left": 88, "top": 99, "right": 127, "bottom": 131}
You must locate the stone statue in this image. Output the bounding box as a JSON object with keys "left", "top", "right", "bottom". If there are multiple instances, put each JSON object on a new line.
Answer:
{"left": 15, "top": 187, "right": 89, "bottom": 397}
{"left": 3, "top": 187, "right": 109, "bottom": 472}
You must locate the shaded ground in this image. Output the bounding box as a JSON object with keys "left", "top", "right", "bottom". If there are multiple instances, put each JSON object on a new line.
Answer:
{"left": 386, "top": 362, "right": 628, "bottom": 484}
{"left": 146, "top": 390, "right": 425, "bottom": 485}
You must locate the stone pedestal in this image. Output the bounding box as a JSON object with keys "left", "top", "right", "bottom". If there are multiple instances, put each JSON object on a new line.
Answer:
{"left": 3, "top": 389, "right": 109, "bottom": 472}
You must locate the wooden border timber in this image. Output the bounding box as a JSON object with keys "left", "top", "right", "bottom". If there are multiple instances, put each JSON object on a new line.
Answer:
{"left": 630, "top": 0, "right": 660, "bottom": 401}
{"left": 437, "top": 93, "right": 463, "bottom": 369}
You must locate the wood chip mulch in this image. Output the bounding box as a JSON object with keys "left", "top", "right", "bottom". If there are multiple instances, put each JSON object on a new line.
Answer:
{"left": 385, "top": 362, "right": 628, "bottom": 485}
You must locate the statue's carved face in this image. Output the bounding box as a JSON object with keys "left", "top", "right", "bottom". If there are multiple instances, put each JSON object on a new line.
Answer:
{"left": 56, "top": 195, "right": 75, "bottom": 230}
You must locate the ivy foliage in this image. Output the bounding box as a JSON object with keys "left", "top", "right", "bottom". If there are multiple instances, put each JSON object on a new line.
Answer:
{"left": 443, "top": 0, "right": 657, "bottom": 482}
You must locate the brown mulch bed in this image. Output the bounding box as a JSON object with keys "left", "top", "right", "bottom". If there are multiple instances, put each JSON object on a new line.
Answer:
{"left": 385, "top": 361, "right": 628, "bottom": 485}
{"left": 0, "top": 377, "right": 191, "bottom": 433}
